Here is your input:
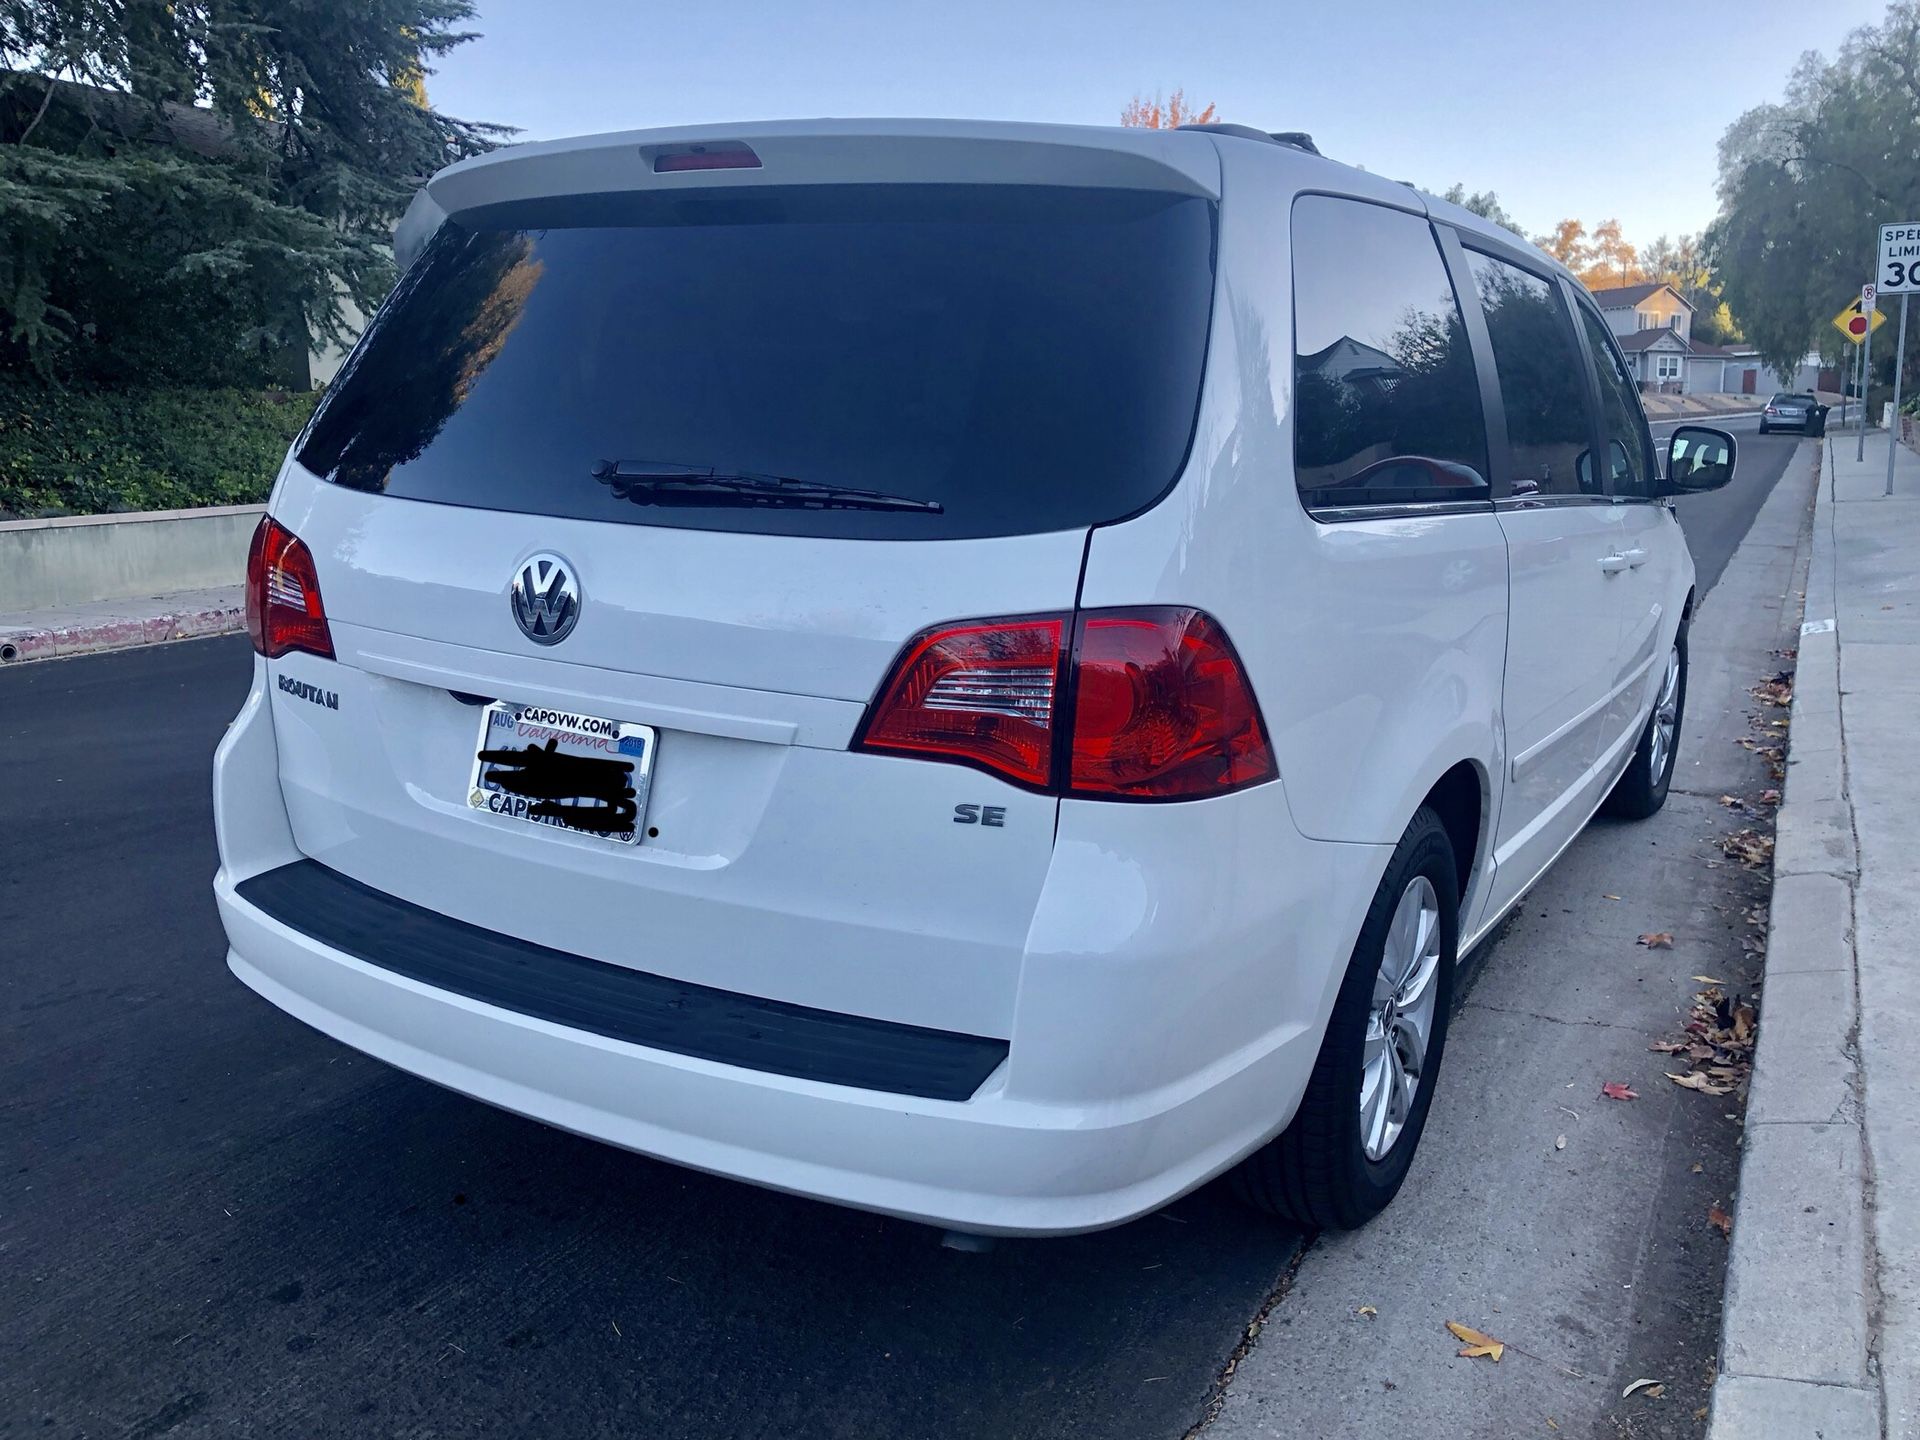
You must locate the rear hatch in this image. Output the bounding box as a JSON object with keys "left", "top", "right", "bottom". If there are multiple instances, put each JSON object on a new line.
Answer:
{"left": 262, "top": 132, "right": 1219, "bottom": 1040}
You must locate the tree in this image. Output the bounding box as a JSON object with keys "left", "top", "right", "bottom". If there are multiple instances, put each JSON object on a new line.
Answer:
{"left": 1708, "top": 1, "right": 1920, "bottom": 380}
{"left": 1537, "top": 219, "right": 1588, "bottom": 269}
{"left": 1120, "top": 89, "right": 1217, "bottom": 128}
{"left": 1533, "top": 216, "right": 1649, "bottom": 290}
{"left": 1580, "top": 219, "right": 1643, "bottom": 290}
{"left": 0, "top": 0, "right": 507, "bottom": 384}
{"left": 1436, "top": 182, "right": 1528, "bottom": 239}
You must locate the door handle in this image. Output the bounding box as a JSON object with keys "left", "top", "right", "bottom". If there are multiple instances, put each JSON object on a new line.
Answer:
{"left": 1624, "top": 548, "right": 1648, "bottom": 569}
{"left": 1598, "top": 554, "right": 1630, "bottom": 574}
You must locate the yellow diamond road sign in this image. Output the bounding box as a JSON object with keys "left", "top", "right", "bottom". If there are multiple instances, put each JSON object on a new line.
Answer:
{"left": 1833, "top": 298, "right": 1888, "bottom": 344}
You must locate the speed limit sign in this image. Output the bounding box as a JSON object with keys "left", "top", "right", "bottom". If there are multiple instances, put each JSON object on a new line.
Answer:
{"left": 1880, "top": 222, "right": 1920, "bottom": 293}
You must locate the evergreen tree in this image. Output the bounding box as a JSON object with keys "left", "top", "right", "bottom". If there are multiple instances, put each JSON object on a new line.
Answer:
{"left": 0, "top": 0, "right": 506, "bottom": 384}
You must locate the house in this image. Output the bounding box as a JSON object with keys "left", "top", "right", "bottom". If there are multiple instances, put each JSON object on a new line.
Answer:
{"left": 1590, "top": 282, "right": 1693, "bottom": 344}
{"left": 1586, "top": 282, "right": 1810, "bottom": 395}
{"left": 1615, "top": 327, "right": 1692, "bottom": 392}
{"left": 1685, "top": 341, "right": 1761, "bottom": 396}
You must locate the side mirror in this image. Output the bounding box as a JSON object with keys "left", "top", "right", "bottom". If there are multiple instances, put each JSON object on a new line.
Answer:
{"left": 1664, "top": 425, "right": 1736, "bottom": 495}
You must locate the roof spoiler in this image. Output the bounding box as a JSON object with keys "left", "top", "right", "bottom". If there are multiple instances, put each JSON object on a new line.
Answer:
{"left": 1177, "top": 123, "right": 1321, "bottom": 156}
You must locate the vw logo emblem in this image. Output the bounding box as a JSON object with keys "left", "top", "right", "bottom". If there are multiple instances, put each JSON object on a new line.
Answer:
{"left": 509, "top": 553, "right": 580, "bottom": 645}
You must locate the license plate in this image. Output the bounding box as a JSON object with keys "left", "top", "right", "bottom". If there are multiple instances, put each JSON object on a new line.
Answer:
{"left": 467, "top": 702, "right": 655, "bottom": 846}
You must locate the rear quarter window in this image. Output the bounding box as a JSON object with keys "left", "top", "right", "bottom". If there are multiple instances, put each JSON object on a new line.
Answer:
{"left": 296, "top": 185, "right": 1218, "bottom": 541}
{"left": 1290, "top": 195, "right": 1489, "bottom": 514}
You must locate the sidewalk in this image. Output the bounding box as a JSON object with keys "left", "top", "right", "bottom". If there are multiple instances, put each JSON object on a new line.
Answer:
{"left": 1708, "top": 427, "right": 1920, "bottom": 1437}
{"left": 0, "top": 585, "right": 244, "bottom": 664}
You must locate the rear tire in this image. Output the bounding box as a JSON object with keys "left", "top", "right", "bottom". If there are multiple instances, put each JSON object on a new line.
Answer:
{"left": 1603, "top": 622, "right": 1688, "bottom": 820}
{"left": 1231, "top": 808, "right": 1458, "bottom": 1229}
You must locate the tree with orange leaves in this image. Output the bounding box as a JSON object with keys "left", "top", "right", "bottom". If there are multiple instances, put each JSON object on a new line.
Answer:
{"left": 1121, "top": 89, "right": 1218, "bottom": 128}
{"left": 1535, "top": 217, "right": 1649, "bottom": 290}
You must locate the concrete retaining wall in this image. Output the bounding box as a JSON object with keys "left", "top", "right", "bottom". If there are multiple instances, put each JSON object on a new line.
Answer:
{"left": 0, "top": 504, "right": 263, "bottom": 612}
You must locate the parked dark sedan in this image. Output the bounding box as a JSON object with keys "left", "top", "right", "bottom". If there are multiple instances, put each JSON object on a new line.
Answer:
{"left": 1759, "top": 392, "right": 1828, "bottom": 436}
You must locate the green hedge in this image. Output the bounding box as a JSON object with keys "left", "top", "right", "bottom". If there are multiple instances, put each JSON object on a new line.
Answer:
{"left": 0, "top": 380, "right": 320, "bottom": 519}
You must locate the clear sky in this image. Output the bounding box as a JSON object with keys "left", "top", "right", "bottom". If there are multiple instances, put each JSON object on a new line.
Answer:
{"left": 428, "top": 0, "right": 1889, "bottom": 247}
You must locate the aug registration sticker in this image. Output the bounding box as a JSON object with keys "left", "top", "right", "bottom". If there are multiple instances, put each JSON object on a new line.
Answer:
{"left": 467, "top": 702, "right": 655, "bottom": 845}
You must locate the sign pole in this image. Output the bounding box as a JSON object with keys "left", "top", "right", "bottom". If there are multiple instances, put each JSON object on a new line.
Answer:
{"left": 1859, "top": 304, "right": 1874, "bottom": 462}
{"left": 1851, "top": 325, "right": 1863, "bottom": 426}
{"left": 1887, "top": 294, "right": 1910, "bottom": 497}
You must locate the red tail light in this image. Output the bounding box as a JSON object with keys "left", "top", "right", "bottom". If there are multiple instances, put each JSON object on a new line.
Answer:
{"left": 854, "top": 617, "right": 1063, "bottom": 788}
{"left": 1070, "top": 609, "right": 1274, "bottom": 798}
{"left": 245, "top": 517, "right": 334, "bottom": 660}
{"left": 855, "top": 608, "right": 1275, "bottom": 800}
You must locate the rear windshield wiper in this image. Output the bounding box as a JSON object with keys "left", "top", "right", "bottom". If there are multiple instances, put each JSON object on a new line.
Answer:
{"left": 591, "top": 460, "right": 943, "bottom": 515}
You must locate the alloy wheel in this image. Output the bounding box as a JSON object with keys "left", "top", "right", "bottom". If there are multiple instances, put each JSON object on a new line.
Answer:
{"left": 1359, "top": 874, "right": 1442, "bottom": 1162}
{"left": 1649, "top": 644, "right": 1681, "bottom": 784}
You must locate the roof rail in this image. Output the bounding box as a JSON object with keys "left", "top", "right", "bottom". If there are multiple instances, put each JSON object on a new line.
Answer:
{"left": 1175, "top": 123, "right": 1322, "bottom": 157}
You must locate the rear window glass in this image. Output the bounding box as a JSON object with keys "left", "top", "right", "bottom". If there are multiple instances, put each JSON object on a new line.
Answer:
{"left": 296, "top": 185, "right": 1217, "bottom": 540}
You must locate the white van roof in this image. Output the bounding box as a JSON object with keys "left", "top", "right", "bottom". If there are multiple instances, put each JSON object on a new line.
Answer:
{"left": 404, "top": 117, "right": 1575, "bottom": 290}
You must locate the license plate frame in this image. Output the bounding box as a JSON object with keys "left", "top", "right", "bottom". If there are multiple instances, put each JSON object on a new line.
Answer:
{"left": 467, "top": 701, "right": 655, "bottom": 846}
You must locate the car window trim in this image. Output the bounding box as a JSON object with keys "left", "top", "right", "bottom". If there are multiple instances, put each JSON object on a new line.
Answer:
{"left": 1557, "top": 273, "right": 1618, "bottom": 503}
{"left": 1436, "top": 225, "right": 1511, "bottom": 502}
{"left": 1288, "top": 193, "right": 1496, "bottom": 525}
{"left": 1308, "top": 498, "right": 1495, "bottom": 525}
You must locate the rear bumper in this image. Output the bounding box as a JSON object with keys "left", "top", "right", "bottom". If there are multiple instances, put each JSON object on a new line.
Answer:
{"left": 214, "top": 656, "right": 1386, "bottom": 1235}
{"left": 219, "top": 866, "right": 1321, "bottom": 1235}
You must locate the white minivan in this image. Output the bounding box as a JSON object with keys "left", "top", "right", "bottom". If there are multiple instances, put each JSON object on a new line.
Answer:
{"left": 213, "top": 120, "right": 1735, "bottom": 1237}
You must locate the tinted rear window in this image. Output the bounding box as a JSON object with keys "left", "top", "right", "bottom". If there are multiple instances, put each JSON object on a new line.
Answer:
{"left": 296, "top": 185, "right": 1217, "bottom": 540}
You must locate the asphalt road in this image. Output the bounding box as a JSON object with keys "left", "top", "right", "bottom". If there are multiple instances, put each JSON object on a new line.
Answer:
{"left": 1654, "top": 410, "right": 1804, "bottom": 595}
{"left": 0, "top": 430, "right": 1805, "bottom": 1440}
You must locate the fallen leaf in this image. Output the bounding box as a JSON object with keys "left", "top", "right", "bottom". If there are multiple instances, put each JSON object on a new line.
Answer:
{"left": 1691, "top": 976, "right": 1725, "bottom": 984}
{"left": 1603, "top": 893, "right": 1622, "bottom": 901}
{"left": 1622, "top": 1377, "right": 1666, "bottom": 1399}
{"left": 1446, "top": 1320, "right": 1504, "bottom": 1362}
{"left": 1691, "top": 1162, "right": 1704, "bottom": 1173}
{"left": 1638, "top": 932, "right": 1675, "bottom": 949}
{"left": 1649, "top": 1040, "right": 1689, "bottom": 1054}
{"left": 1708, "top": 1203, "right": 1732, "bottom": 1237}
{"left": 1555, "top": 1134, "right": 1567, "bottom": 1151}
{"left": 1601, "top": 1082, "right": 1639, "bottom": 1101}
{"left": 1721, "top": 830, "right": 1775, "bottom": 869}
{"left": 1760, "top": 789, "right": 1781, "bottom": 805}
{"left": 1669, "top": 1071, "right": 1735, "bottom": 1096}
{"left": 1733, "top": 1005, "right": 1756, "bottom": 1044}
{"left": 1357, "top": 1304, "right": 1377, "bottom": 1318}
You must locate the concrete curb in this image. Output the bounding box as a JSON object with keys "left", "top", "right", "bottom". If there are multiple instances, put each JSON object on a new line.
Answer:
{"left": 1707, "top": 441, "right": 1882, "bottom": 1437}
{"left": 0, "top": 587, "right": 245, "bottom": 664}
